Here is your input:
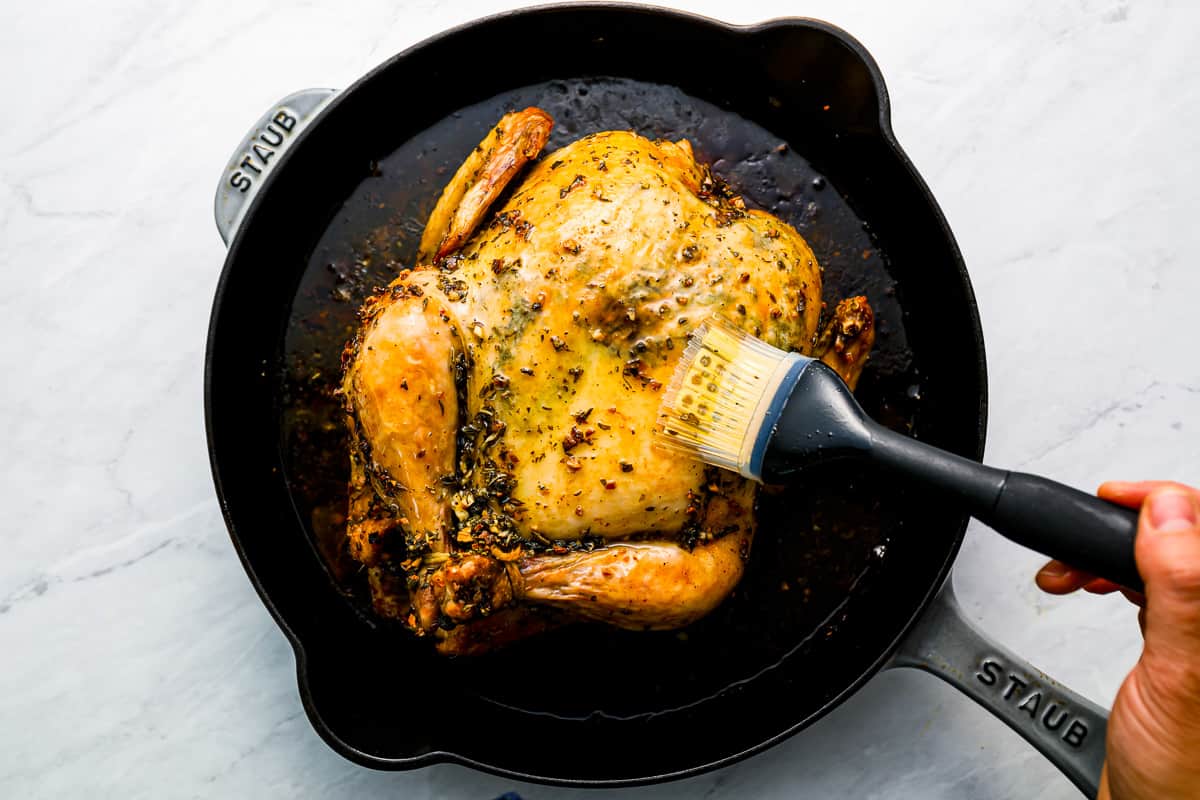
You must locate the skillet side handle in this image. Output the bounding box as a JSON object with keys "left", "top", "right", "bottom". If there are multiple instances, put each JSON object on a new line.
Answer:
{"left": 891, "top": 579, "right": 1108, "bottom": 798}
{"left": 213, "top": 89, "right": 337, "bottom": 245}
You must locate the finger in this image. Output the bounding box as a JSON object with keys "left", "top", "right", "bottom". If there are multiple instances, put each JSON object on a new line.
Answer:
{"left": 1082, "top": 578, "right": 1122, "bottom": 595}
{"left": 1035, "top": 560, "right": 1095, "bottom": 594}
{"left": 1119, "top": 587, "right": 1146, "bottom": 607}
{"left": 1098, "top": 480, "right": 1200, "bottom": 509}
{"left": 1136, "top": 487, "right": 1200, "bottom": 661}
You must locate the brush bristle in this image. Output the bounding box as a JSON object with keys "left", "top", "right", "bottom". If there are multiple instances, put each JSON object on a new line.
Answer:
{"left": 656, "top": 316, "right": 800, "bottom": 477}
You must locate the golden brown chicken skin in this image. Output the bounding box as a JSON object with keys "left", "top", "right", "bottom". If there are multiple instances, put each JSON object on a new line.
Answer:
{"left": 340, "top": 107, "right": 874, "bottom": 653}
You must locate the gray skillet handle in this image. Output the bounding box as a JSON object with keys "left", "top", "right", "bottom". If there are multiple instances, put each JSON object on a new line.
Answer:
{"left": 213, "top": 88, "right": 337, "bottom": 245}
{"left": 891, "top": 579, "right": 1108, "bottom": 797}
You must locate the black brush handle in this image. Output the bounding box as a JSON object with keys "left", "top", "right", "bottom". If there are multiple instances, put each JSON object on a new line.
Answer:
{"left": 763, "top": 361, "right": 1142, "bottom": 590}
{"left": 868, "top": 422, "right": 1142, "bottom": 591}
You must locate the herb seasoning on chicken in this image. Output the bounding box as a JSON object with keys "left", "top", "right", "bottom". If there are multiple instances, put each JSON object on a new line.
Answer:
{"left": 339, "top": 107, "right": 875, "bottom": 654}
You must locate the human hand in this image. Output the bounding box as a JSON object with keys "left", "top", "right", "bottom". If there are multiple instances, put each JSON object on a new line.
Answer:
{"left": 1036, "top": 481, "right": 1200, "bottom": 799}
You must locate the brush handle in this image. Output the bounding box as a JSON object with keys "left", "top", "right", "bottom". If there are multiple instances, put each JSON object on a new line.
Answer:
{"left": 867, "top": 422, "right": 1142, "bottom": 591}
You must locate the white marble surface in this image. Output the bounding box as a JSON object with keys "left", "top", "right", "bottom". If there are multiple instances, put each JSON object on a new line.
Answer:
{"left": 2, "top": 0, "right": 1198, "bottom": 797}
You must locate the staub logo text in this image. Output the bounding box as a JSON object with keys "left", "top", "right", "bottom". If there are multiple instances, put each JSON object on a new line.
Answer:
{"left": 228, "top": 109, "right": 298, "bottom": 193}
{"left": 976, "top": 659, "right": 1089, "bottom": 748}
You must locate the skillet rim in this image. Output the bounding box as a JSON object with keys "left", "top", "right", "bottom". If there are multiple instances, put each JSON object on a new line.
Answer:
{"left": 204, "top": 1, "right": 989, "bottom": 785}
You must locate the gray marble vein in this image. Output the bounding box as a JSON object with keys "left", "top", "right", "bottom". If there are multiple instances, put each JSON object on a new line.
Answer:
{"left": 2, "top": 0, "right": 1197, "bottom": 797}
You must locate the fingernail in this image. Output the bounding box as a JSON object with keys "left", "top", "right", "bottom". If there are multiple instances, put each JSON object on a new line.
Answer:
{"left": 1038, "top": 561, "right": 1070, "bottom": 578}
{"left": 1148, "top": 490, "right": 1198, "bottom": 533}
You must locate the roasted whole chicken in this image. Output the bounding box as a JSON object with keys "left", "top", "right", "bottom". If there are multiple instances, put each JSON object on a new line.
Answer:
{"left": 340, "top": 108, "right": 874, "bottom": 654}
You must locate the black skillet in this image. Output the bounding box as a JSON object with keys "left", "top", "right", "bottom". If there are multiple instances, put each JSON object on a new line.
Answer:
{"left": 207, "top": 5, "right": 1111, "bottom": 795}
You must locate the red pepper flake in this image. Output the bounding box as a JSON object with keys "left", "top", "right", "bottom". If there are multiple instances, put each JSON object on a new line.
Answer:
{"left": 602, "top": 479, "right": 617, "bottom": 490}
{"left": 562, "top": 426, "right": 595, "bottom": 452}
{"left": 563, "top": 455, "right": 583, "bottom": 471}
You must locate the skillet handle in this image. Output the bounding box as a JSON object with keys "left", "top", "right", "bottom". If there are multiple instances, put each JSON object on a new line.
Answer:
{"left": 890, "top": 578, "right": 1108, "bottom": 798}
{"left": 213, "top": 88, "right": 337, "bottom": 245}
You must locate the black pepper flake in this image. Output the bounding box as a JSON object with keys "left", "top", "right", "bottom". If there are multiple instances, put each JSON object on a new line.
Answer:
{"left": 550, "top": 335, "right": 569, "bottom": 352}
{"left": 681, "top": 245, "right": 698, "bottom": 261}
{"left": 573, "top": 408, "right": 593, "bottom": 423}
{"left": 619, "top": 460, "right": 634, "bottom": 473}
{"left": 520, "top": 367, "right": 534, "bottom": 376}
{"left": 400, "top": 379, "right": 409, "bottom": 390}
{"left": 568, "top": 366, "right": 584, "bottom": 382}
{"left": 596, "top": 421, "right": 612, "bottom": 431}
{"left": 560, "top": 174, "right": 586, "bottom": 198}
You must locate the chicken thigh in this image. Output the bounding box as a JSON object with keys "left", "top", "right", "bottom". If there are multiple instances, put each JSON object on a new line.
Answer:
{"left": 340, "top": 108, "right": 874, "bottom": 654}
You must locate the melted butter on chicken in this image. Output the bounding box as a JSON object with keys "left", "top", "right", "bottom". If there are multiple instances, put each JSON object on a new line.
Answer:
{"left": 340, "top": 108, "right": 874, "bottom": 654}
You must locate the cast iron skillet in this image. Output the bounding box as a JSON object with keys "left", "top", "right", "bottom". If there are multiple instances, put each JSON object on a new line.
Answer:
{"left": 207, "top": 5, "right": 1110, "bottom": 795}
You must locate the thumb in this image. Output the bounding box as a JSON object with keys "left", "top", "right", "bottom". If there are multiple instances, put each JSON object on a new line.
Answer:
{"left": 1137, "top": 487, "right": 1200, "bottom": 663}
